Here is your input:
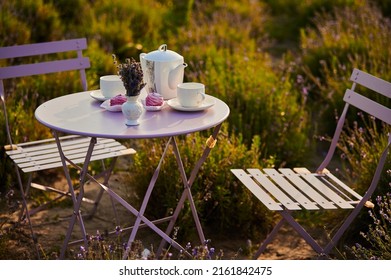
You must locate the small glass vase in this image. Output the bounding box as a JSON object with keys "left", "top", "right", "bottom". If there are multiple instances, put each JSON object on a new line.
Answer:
{"left": 121, "top": 95, "right": 143, "bottom": 126}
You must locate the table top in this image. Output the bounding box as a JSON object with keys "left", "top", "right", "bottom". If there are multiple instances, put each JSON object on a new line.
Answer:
{"left": 35, "top": 90, "right": 230, "bottom": 139}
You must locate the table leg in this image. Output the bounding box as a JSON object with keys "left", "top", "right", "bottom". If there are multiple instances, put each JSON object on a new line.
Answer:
{"left": 170, "top": 136, "right": 206, "bottom": 242}
{"left": 123, "top": 136, "right": 173, "bottom": 258}
{"left": 123, "top": 123, "right": 222, "bottom": 259}
{"left": 53, "top": 132, "right": 97, "bottom": 259}
{"left": 157, "top": 123, "right": 222, "bottom": 255}
{"left": 79, "top": 167, "right": 190, "bottom": 259}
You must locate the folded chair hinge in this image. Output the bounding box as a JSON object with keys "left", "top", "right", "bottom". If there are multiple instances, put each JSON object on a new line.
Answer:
{"left": 316, "top": 168, "right": 330, "bottom": 174}
{"left": 364, "top": 201, "right": 375, "bottom": 209}
{"left": 206, "top": 136, "right": 217, "bottom": 149}
{"left": 4, "top": 144, "right": 18, "bottom": 151}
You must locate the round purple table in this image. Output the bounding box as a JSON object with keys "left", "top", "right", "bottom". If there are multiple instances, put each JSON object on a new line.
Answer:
{"left": 35, "top": 90, "right": 229, "bottom": 139}
{"left": 35, "top": 89, "right": 230, "bottom": 259}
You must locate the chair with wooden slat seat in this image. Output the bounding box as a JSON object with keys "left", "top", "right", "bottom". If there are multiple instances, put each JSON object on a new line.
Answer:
{"left": 231, "top": 68, "right": 391, "bottom": 259}
{"left": 0, "top": 38, "right": 136, "bottom": 257}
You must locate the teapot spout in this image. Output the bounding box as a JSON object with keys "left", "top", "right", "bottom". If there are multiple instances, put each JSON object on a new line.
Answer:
{"left": 168, "top": 63, "right": 188, "bottom": 90}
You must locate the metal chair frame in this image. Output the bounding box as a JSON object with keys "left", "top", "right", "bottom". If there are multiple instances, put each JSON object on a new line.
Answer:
{"left": 0, "top": 38, "right": 136, "bottom": 258}
{"left": 231, "top": 68, "right": 391, "bottom": 259}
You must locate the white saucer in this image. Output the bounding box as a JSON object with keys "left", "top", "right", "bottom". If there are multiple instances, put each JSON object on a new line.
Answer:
{"left": 167, "top": 95, "right": 216, "bottom": 111}
{"left": 90, "top": 90, "right": 109, "bottom": 101}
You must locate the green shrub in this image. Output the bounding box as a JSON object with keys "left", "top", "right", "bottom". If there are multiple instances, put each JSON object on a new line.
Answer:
{"left": 0, "top": 0, "right": 64, "bottom": 44}
{"left": 335, "top": 115, "right": 390, "bottom": 195}
{"left": 166, "top": 1, "right": 310, "bottom": 165}
{"left": 299, "top": 2, "right": 391, "bottom": 135}
{"left": 349, "top": 191, "right": 391, "bottom": 259}
{"left": 263, "top": 0, "right": 357, "bottom": 44}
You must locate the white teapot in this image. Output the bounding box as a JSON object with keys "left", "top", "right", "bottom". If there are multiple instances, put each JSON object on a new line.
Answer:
{"left": 140, "top": 44, "right": 187, "bottom": 100}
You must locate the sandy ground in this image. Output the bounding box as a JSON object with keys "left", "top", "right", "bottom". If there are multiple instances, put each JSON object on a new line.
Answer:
{"left": 1, "top": 159, "right": 318, "bottom": 260}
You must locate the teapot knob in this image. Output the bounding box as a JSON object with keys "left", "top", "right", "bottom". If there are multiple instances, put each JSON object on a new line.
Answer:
{"left": 159, "top": 44, "right": 167, "bottom": 52}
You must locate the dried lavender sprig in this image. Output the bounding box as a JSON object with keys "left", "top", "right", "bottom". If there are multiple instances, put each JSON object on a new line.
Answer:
{"left": 112, "top": 55, "right": 146, "bottom": 96}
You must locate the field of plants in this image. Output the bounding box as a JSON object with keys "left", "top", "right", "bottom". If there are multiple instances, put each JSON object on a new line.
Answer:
{"left": 1, "top": 0, "right": 390, "bottom": 259}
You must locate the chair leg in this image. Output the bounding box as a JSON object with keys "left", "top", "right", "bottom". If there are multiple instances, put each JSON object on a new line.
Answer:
{"left": 255, "top": 210, "right": 324, "bottom": 259}
{"left": 19, "top": 176, "right": 68, "bottom": 219}
{"left": 18, "top": 173, "right": 33, "bottom": 223}
{"left": 323, "top": 135, "right": 391, "bottom": 255}
{"left": 88, "top": 158, "right": 120, "bottom": 225}
{"left": 27, "top": 193, "right": 66, "bottom": 216}
{"left": 280, "top": 210, "right": 324, "bottom": 254}
{"left": 13, "top": 166, "right": 41, "bottom": 259}
{"left": 254, "top": 218, "right": 285, "bottom": 259}
{"left": 322, "top": 200, "right": 366, "bottom": 255}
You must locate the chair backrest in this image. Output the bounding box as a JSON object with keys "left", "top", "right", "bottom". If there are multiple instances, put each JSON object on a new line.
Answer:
{"left": 0, "top": 38, "right": 91, "bottom": 147}
{"left": 317, "top": 68, "right": 391, "bottom": 172}
{"left": 346, "top": 68, "right": 391, "bottom": 124}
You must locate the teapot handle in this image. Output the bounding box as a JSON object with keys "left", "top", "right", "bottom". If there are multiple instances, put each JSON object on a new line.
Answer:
{"left": 159, "top": 44, "right": 167, "bottom": 52}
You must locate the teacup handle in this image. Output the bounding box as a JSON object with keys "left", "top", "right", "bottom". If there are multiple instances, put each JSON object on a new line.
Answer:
{"left": 198, "top": 91, "right": 206, "bottom": 102}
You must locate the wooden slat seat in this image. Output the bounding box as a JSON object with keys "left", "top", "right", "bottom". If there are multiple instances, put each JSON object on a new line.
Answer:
{"left": 232, "top": 168, "right": 358, "bottom": 211}
{"left": 6, "top": 135, "right": 135, "bottom": 173}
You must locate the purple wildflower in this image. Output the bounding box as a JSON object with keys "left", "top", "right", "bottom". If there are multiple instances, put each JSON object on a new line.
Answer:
{"left": 192, "top": 247, "right": 198, "bottom": 256}
{"left": 115, "top": 226, "right": 122, "bottom": 235}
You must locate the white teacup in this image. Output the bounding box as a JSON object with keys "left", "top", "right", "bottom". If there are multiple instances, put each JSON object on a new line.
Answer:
{"left": 100, "top": 75, "right": 126, "bottom": 98}
{"left": 177, "top": 82, "right": 206, "bottom": 107}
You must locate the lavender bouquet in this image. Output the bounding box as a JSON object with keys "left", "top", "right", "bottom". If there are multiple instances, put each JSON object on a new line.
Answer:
{"left": 112, "top": 55, "right": 146, "bottom": 96}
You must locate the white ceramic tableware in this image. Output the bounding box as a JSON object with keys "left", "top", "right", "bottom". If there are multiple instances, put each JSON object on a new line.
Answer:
{"left": 100, "top": 75, "right": 126, "bottom": 98}
{"left": 140, "top": 44, "right": 187, "bottom": 100}
{"left": 176, "top": 82, "right": 206, "bottom": 107}
{"left": 167, "top": 95, "right": 215, "bottom": 111}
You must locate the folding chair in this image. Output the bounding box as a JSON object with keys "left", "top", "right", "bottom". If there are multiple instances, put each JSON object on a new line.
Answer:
{"left": 231, "top": 68, "right": 391, "bottom": 259}
{"left": 0, "top": 38, "right": 136, "bottom": 257}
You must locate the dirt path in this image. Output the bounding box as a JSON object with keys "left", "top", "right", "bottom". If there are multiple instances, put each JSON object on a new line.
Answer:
{"left": 1, "top": 167, "right": 317, "bottom": 260}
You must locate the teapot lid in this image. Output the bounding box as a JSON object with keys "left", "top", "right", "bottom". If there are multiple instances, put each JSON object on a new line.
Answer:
{"left": 143, "top": 44, "right": 183, "bottom": 62}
